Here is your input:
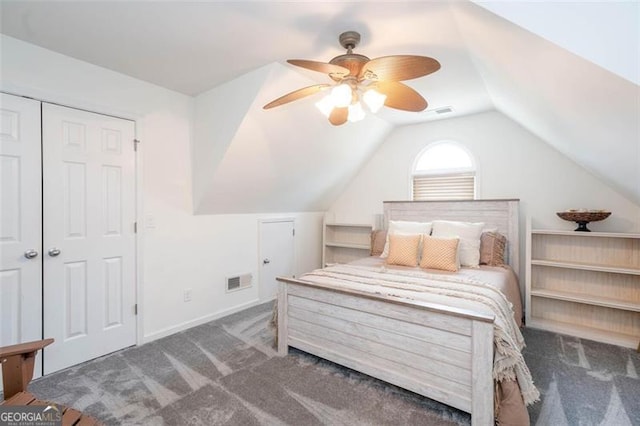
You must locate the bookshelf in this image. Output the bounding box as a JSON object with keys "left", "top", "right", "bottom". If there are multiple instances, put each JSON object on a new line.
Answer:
{"left": 526, "top": 222, "right": 640, "bottom": 349}
{"left": 323, "top": 221, "right": 373, "bottom": 267}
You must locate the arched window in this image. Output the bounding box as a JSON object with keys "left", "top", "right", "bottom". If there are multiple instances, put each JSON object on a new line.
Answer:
{"left": 412, "top": 142, "right": 476, "bottom": 201}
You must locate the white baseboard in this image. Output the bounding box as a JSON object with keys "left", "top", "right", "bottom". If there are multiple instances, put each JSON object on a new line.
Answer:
{"left": 142, "top": 298, "right": 262, "bottom": 344}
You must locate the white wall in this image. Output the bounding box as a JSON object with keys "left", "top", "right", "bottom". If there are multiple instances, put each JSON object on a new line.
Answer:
{"left": 454, "top": 1, "right": 640, "bottom": 207}
{"left": 142, "top": 210, "right": 322, "bottom": 341}
{"left": 0, "top": 35, "right": 323, "bottom": 343}
{"left": 192, "top": 63, "right": 271, "bottom": 211}
{"left": 472, "top": 1, "right": 640, "bottom": 85}
{"left": 328, "top": 110, "right": 640, "bottom": 279}
{"left": 192, "top": 62, "right": 393, "bottom": 215}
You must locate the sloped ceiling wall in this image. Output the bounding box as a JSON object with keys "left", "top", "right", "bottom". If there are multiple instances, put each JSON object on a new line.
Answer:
{"left": 454, "top": 2, "right": 640, "bottom": 205}
{"left": 193, "top": 62, "right": 392, "bottom": 214}
{"left": 3, "top": 1, "right": 635, "bottom": 213}
{"left": 472, "top": 1, "right": 639, "bottom": 85}
{"left": 190, "top": 1, "right": 491, "bottom": 215}
{"left": 192, "top": 1, "right": 638, "bottom": 214}
{"left": 193, "top": 64, "right": 273, "bottom": 210}
{"left": 188, "top": 2, "right": 493, "bottom": 214}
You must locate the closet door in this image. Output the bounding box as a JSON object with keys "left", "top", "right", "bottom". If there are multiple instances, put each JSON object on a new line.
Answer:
{"left": 42, "top": 104, "right": 136, "bottom": 374}
{"left": 0, "top": 94, "right": 43, "bottom": 374}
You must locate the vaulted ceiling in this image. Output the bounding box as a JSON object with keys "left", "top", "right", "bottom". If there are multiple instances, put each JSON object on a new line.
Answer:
{"left": 1, "top": 1, "right": 638, "bottom": 212}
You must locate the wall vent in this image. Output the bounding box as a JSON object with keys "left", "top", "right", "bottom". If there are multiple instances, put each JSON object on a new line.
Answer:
{"left": 226, "top": 273, "right": 252, "bottom": 292}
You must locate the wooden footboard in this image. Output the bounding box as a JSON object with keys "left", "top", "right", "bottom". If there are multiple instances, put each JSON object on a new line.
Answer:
{"left": 277, "top": 278, "right": 495, "bottom": 426}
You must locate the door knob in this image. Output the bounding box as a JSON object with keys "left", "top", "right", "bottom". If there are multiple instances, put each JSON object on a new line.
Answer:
{"left": 48, "top": 248, "right": 61, "bottom": 257}
{"left": 24, "top": 249, "right": 38, "bottom": 259}
{"left": 263, "top": 259, "right": 270, "bottom": 264}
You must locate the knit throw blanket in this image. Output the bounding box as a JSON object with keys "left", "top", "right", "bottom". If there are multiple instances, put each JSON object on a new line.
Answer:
{"left": 290, "top": 263, "right": 540, "bottom": 406}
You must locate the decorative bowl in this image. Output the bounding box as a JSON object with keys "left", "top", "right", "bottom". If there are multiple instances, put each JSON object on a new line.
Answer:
{"left": 556, "top": 210, "right": 611, "bottom": 232}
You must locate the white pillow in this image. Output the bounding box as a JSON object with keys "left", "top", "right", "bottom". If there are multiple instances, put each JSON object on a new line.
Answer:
{"left": 380, "top": 220, "right": 432, "bottom": 258}
{"left": 431, "top": 220, "right": 485, "bottom": 267}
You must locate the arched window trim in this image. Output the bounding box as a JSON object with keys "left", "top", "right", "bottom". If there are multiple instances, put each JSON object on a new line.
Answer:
{"left": 410, "top": 141, "right": 479, "bottom": 201}
{"left": 412, "top": 140, "right": 477, "bottom": 175}
{"left": 413, "top": 167, "right": 475, "bottom": 177}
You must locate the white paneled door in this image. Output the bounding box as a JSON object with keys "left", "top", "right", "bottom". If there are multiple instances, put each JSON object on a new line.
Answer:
{"left": 42, "top": 104, "right": 136, "bottom": 374}
{"left": 0, "top": 94, "right": 43, "bottom": 377}
{"left": 259, "top": 219, "right": 295, "bottom": 302}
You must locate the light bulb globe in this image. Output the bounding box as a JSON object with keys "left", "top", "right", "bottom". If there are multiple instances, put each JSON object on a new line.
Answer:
{"left": 331, "top": 84, "right": 353, "bottom": 108}
{"left": 363, "top": 89, "right": 387, "bottom": 113}
{"left": 315, "top": 95, "right": 335, "bottom": 117}
{"left": 348, "top": 102, "right": 365, "bottom": 122}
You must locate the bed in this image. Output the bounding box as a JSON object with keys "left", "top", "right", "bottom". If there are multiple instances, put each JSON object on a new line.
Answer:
{"left": 276, "top": 199, "right": 537, "bottom": 426}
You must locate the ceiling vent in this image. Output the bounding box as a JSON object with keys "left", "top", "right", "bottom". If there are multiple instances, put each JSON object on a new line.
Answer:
{"left": 421, "top": 106, "right": 454, "bottom": 117}
{"left": 435, "top": 106, "right": 453, "bottom": 114}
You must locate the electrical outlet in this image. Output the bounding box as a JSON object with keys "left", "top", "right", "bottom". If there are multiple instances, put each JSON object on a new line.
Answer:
{"left": 145, "top": 214, "right": 156, "bottom": 229}
{"left": 183, "top": 288, "right": 192, "bottom": 302}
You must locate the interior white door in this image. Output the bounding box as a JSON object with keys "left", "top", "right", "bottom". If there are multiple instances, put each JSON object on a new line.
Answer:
{"left": 42, "top": 103, "right": 136, "bottom": 374}
{"left": 259, "top": 219, "right": 295, "bottom": 301}
{"left": 0, "top": 93, "right": 43, "bottom": 381}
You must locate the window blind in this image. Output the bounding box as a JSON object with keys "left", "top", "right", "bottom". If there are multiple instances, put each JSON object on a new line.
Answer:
{"left": 412, "top": 173, "right": 475, "bottom": 201}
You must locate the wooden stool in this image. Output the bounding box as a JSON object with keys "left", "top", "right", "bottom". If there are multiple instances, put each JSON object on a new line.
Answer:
{"left": 1, "top": 339, "right": 102, "bottom": 425}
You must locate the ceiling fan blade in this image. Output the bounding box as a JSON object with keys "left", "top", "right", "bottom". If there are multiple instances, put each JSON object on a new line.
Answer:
{"left": 287, "top": 60, "right": 350, "bottom": 79}
{"left": 329, "top": 107, "right": 348, "bottom": 126}
{"left": 372, "top": 81, "right": 428, "bottom": 112}
{"left": 263, "top": 84, "right": 331, "bottom": 109}
{"left": 359, "top": 55, "right": 441, "bottom": 82}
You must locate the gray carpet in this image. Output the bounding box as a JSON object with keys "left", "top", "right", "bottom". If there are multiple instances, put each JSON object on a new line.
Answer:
{"left": 25, "top": 302, "right": 640, "bottom": 425}
{"left": 522, "top": 328, "right": 640, "bottom": 425}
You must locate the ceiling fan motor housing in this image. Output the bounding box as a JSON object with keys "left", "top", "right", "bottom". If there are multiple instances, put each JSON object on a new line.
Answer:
{"left": 328, "top": 31, "right": 369, "bottom": 80}
{"left": 329, "top": 54, "right": 369, "bottom": 81}
{"left": 339, "top": 31, "right": 361, "bottom": 50}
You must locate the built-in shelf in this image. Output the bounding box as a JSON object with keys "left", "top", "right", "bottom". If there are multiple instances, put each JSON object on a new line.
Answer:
{"left": 531, "top": 229, "right": 640, "bottom": 239}
{"left": 325, "top": 222, "right": 373, "bottom": 228}
{"left": 530, "top": 288, "right": 640, "bottom": 312}
{"left": 325, "top": 242, "right": 371, "bottom": 250}
{"left": 531, "top": 259, "right": 640, "bottom": 275}
{"left": 526, "top": 220, "right": 640, "bottom": 350}
{"left": 323, "top": 221, "right": 373, "bottom": 267}
{"left": 527, "top": 318, "right": 640, "bottom": 349}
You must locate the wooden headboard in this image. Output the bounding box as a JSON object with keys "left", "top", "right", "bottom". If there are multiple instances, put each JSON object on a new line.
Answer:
{"left": 383, "top": 199, "right": 520, "bottom": 273}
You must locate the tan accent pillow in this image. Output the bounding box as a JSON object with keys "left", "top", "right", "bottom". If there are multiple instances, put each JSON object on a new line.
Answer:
{"left": 381, "top": 220, "right": 432, "bottom": 258}
{"left": 419, "top": 236, "right": 460, "bottom": 272}
{"left": 386, "top": 234, "right": 421, "bottom": 267}
{"left": 480, "top": 232, "right": 507, "bottom": 266}
{"left": 370, "top": 230, "right": 387, "bottom": 256}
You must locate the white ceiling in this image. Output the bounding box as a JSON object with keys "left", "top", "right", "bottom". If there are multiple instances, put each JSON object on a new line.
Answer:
{"left": 0, "top": 0, "right": 493, "bottom": 124}
{"left": 2, "top": 1, "right": 635, "bottom": 95}
{"left": 457, "top": 1, "right": 640, "bottom": 207}
{"left": 0, "top": 1, "right": 461, "bottom": 95}
{"left": 1, "top": 0, "right": 638, "bottom": 210}
{"left": 474, "top": 1, "right": 640, "bottom": 85}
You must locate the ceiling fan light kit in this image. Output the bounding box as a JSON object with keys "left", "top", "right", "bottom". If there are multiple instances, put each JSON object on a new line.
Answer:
{"left": 315, "top": 83, "right": 386, "bottom": 123}
{"left": 264, "top": 31, "right": 441, "bottom": 126}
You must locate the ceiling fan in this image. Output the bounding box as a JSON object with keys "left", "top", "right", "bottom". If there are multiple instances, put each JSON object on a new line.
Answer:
{"left": 263, "top": 31, "right": 441, "bottom": 126}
